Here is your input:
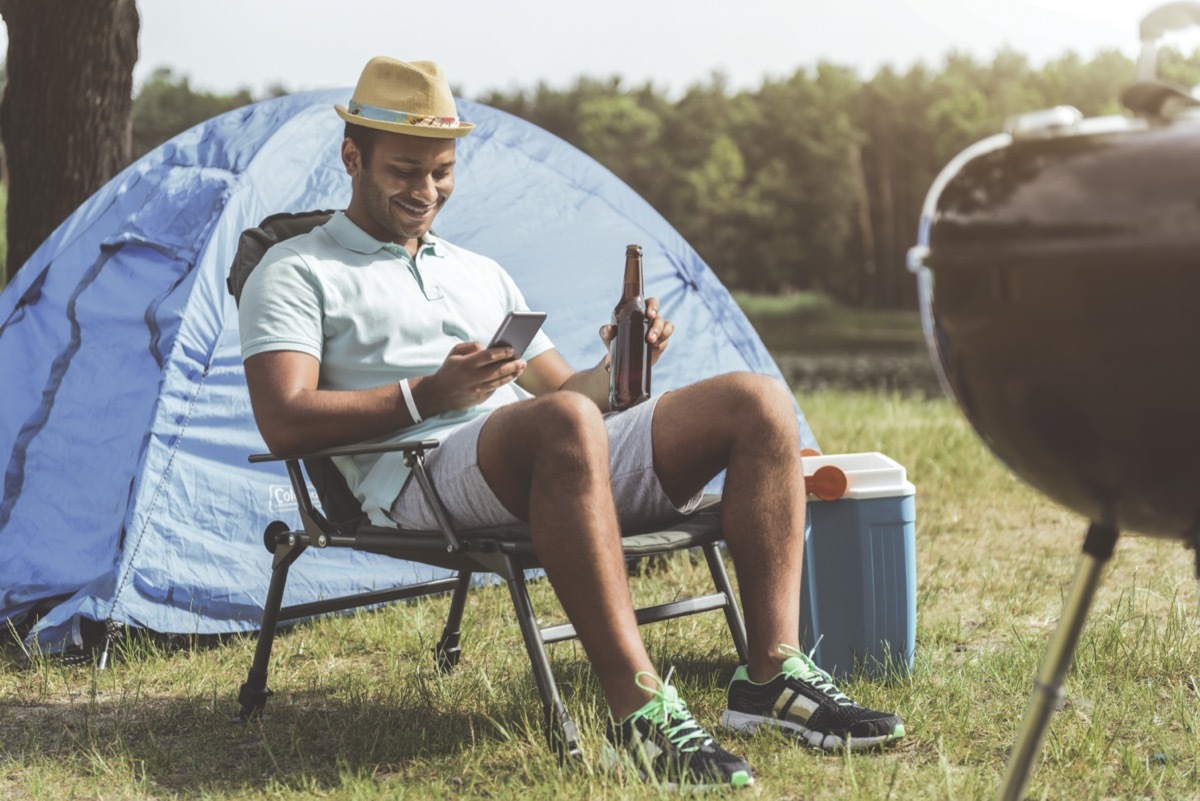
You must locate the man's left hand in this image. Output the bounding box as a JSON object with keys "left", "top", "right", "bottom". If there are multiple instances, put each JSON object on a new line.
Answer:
{"left": 598, "top": 297, "right": 674, "bottom": 367}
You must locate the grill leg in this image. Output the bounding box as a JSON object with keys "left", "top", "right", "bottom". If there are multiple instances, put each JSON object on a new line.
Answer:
{"left": 996, "top": 522, "right": 1118, "bottom": 801}
{"left": 1191, "top": 528, "right": 1200, "bottom": 622}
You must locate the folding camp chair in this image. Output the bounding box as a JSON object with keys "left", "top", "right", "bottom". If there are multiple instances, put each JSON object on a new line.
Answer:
{"left": 228, "top": 211, "right": 749, "bottom": 759}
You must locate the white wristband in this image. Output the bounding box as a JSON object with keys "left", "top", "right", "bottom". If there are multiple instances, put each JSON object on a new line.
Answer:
{"left": 399, "top": 378, "right": 422, "bottom": 424}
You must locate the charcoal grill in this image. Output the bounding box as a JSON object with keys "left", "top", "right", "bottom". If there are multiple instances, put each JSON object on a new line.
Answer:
{"left": 907, "top": 4, "right": 1200, "bottom": 798}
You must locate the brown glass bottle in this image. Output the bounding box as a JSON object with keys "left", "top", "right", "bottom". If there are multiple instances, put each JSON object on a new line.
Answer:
{"left": 609, "top": 244, "right": 651, "bottom": 410}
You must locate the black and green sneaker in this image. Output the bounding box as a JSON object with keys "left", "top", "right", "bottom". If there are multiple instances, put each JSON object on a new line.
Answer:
{"left": 721, "top": 644, "right": 906, "bottom": 752}
{"left": 607, "top": 670, "right": 754, "bottom": 789}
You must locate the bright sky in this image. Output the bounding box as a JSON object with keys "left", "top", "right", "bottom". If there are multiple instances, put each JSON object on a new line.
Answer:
{"left": 2, "top": 0, "right": 1193, "bottom": 98}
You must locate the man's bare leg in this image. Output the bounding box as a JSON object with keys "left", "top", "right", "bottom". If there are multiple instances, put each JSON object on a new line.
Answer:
{"left": 651, "top": 372, "right": 806, "bottom": 683}
{"left": 476, "top": 391, "right": 655, "bottom": 718}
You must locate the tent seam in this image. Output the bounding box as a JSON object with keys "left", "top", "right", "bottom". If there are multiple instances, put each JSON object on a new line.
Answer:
{"left": 104, "top": 360, "right": 211, "bottom": 631}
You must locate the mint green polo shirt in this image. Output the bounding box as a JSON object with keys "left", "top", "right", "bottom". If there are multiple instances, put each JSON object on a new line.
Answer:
{"left": 239, "top": 211, "right": 554, "bottom": 525}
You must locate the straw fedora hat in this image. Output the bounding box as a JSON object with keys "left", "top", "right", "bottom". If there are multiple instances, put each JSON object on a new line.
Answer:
{"left": 335, "top": 57, "right": 473, "bottom": 139}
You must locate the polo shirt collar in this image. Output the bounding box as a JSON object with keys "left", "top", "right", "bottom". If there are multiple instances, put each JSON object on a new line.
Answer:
{"left": 325, "top": 210, "right": 445, "bottom": 258}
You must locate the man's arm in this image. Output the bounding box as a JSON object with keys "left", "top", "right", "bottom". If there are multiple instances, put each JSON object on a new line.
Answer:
{"left": 516, "top": 349, "right": 610, "bottom": 408}
{"left": 245, "top": 343, "right": 526, "bottom": 456}
{"left": 516, "top": 298, "right": 675, "bottom": 406}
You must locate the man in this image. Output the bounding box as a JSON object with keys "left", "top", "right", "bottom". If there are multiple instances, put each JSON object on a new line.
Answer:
{"left": 239, "top": 57, "right": 905, "bottom": 788}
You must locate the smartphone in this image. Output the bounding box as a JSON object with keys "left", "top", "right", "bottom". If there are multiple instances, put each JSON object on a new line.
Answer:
{"left": 487, "top": 311, "right": 547, "bottom": 357}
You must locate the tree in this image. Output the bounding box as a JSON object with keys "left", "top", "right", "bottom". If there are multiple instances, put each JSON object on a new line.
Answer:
{"left": 1154, "top": 46, "right": 1200, "bottom": 88}
{"left": 576, "top": 93, "right": 663, "bottom": 191}
{"left": 1033, "top": 50, "right": 1131, "bottom": 116}
{"left": 132, "top": 67, "right": 253, "bottom": 157}
{"left": 732, "top": 69, "right": 861, "bottom": 295}
{"left": 675, "top": 134, "right": 763, "bottom": 286}
{"left": 0, "top": 0, "right": 139, "bottom": 281}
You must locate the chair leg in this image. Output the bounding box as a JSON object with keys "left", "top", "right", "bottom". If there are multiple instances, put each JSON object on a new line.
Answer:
{"left": 238, "top": 533, "right": 304, "bottom": 721}
{"left": 501, "top": 553, "right": 582, "bottom": 763}
{"left": 703, "top": 542, "right": 750, "bottom": 664}
{"left": 435, "top": 572, "right": 472, "bottom": 673}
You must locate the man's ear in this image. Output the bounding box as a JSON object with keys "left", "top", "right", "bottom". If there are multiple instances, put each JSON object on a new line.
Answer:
{"left": 341, "top": 138, "right": 362, "bottom": 177}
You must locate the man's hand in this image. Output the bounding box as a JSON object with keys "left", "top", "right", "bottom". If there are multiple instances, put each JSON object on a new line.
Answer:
{"left": 415, "top": 341, "right": 527, "bottom": 415}
{"left": 515, "top": 298, "right": 673, "bottom": 409}
{"left": 599, "top": 297, "right": 674, "bottom": 367}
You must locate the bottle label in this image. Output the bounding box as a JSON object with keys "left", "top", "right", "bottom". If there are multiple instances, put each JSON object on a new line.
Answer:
{"left": 609, "top": 311, "right": 651, "bottom": 411}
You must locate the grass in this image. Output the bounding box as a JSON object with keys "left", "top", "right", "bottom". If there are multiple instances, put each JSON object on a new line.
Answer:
{"left": 3, "top": 390, "right": 1199, "bottom": 799}
{"left": 732, "top": 291, "right": 925, "bottom": 353}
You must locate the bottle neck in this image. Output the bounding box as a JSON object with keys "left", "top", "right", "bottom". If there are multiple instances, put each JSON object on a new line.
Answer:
{"left": 622, "top": 255, "right": 643, "bottom": 298}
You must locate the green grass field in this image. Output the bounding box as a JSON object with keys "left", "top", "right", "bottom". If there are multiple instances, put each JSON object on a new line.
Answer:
{"left": 3, "top": 392, "right": 1198, "bottom": 800}
{"left": 732, "top": 291, "right": 925, "bottom": 354}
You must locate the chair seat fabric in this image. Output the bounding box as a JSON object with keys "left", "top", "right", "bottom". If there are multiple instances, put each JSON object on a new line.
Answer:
{"left": 349, "top": 497, "right": 724, "bottom": 565}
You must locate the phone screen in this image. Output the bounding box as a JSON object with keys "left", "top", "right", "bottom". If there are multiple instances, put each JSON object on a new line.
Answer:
{"left": 488, "top": 311, "right": 547, "bottom": 357}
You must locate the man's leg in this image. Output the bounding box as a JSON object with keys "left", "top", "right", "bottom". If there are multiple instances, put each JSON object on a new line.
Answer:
{"left": 651, "top": 372, "right": 905, "bottom": 751}
{"left": 477, "top": 392, "right": 755, "bottom": 784}
{"left": 475, "top": 391, "right": 656, "bottom": 718}
{"left": 650, "top": 372, "right": 806, "bottom": 682}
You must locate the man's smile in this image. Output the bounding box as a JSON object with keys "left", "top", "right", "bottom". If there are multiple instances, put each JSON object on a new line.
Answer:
{"left": 394, "top": 198, "right": 438, "bottom": 219}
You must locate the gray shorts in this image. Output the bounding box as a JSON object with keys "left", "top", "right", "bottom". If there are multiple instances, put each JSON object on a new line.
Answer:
{"left": 388, "top": 394, "right": 703, "bottom": 531}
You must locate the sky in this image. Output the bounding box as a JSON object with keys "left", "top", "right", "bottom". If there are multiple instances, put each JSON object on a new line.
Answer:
{"left": 2, "top": 0, "right": 1188, "bottom": 99}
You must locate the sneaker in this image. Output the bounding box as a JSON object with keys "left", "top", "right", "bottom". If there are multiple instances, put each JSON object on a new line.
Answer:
{"left": 721, "top": 644, "right": 906, "bottom": 752}
{"left": 607, "top": 670, "right": 754, "bottom": 789}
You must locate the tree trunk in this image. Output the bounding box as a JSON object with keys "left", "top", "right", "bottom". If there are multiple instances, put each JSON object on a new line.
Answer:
{"left": 848, "top": 143, "right": 875, "bottom": 308}
{"left": 0, "top": 0, "right": 139, "bottom": 281}
{"left": 872, "top": 132, "right": 896, "bottom": 310}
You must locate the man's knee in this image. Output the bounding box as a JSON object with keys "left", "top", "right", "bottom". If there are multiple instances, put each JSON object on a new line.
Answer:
{"left": 713, "top": 372, "right": 798, "bottom": 429}
{"left": 528, "top": 391, "right": 608, "bottom": 456}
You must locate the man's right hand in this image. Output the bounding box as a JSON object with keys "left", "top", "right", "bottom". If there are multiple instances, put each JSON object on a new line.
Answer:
{"left": 415, "top": 341, "right": 527, "bottom": 416}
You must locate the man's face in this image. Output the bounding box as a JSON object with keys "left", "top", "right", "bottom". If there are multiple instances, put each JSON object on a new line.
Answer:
{"left": 344, "top": 130, "right": 456, "bottom": 248}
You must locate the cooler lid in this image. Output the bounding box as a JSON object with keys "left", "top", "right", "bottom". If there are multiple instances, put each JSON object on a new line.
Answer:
{"left": 802, "top": 452, "right": 916, "bottom": 501}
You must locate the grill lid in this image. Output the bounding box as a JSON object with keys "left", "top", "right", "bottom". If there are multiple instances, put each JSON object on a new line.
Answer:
{"left": 905, "top": 2, "right": 1200, "bottom": 538}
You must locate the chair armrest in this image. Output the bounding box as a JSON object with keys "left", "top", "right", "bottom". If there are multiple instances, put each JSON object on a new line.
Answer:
{"left": 248, "top": 437, "right": 464, "bottom": 553}
{"left": 248, "top": 439, "right": 441, "bottom": 464}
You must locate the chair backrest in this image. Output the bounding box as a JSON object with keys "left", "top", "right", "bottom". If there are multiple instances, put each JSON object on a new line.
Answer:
{"left": 226, "top": 209, "right": 335, "bottom": 307}
{"left": 302, "top": 456, "right": 368, "bottom": 527}
{"left": 228, "top": 209, "right": 366, "bottom": 528}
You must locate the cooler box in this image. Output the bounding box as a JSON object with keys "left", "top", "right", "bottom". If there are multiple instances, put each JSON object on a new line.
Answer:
{"left": 799, "top": 452, "right": 916, "bottom": 680}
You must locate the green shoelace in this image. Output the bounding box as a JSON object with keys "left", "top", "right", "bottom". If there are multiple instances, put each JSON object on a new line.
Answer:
{"left": 628, "top": 668, "right": 713, "bottom": 753}
{"left": 779, "top": 643, "right": 852, "bottom": 706}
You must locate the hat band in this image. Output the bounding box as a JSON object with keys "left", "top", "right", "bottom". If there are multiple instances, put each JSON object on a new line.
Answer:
{"left": 347, "top": 99, "right": 463, "bottom": 129}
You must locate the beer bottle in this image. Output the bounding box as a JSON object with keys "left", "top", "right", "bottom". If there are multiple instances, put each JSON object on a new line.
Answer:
{"left": 609, "top": 244, "right": 651, "bottom": 410}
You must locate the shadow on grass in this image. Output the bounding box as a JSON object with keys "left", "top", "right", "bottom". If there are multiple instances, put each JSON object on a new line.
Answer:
{"left": 4, "top": 629, "right": 751, "bottom": 797}
{"left": 4, "top": 683, "right": 556, "bottom": 796}
{"left": 2, "top": 559, "right": 756, "bottom": 796}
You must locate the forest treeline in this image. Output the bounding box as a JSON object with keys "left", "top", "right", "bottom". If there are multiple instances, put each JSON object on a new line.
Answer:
{"left": 92, "top": 50, "right": 1200, "bottom": 307}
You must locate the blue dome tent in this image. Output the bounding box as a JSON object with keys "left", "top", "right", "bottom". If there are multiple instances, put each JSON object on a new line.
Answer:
{"left": 0, "top": 89, "right": 816, "bottom": 651}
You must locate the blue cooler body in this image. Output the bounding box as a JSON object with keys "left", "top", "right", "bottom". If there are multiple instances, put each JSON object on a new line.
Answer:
{"left": 799, "top": 453, "right": 916, "bottom": 680}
